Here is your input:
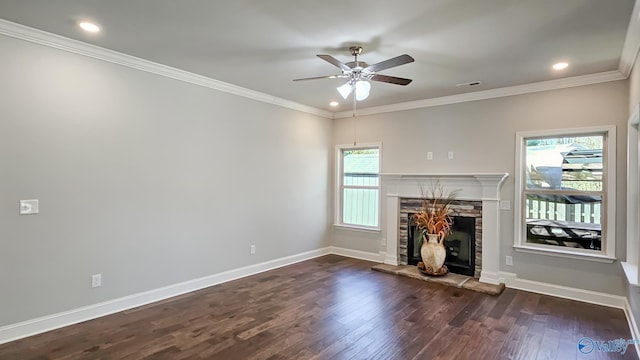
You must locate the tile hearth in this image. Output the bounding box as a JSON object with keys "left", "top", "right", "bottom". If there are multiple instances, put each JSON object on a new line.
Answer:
{"left": 371, "top": 263, "right": 505, "bottom": 296}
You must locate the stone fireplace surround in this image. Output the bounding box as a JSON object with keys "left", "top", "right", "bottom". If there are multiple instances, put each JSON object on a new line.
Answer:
{"left": 381, "top": 173, "right": 509, "bottom": 285}
{"left": 400, "top": 198, "right": 482, "bottom": 277}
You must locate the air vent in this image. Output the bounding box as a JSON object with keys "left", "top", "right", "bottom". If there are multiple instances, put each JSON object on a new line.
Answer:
{"left": 456, "top": 81, "right": 482, "bottom": 87}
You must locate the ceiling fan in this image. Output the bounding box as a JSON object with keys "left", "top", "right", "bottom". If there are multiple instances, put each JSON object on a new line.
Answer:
{"left": 294, "top": 46, "right": 415, "bottom": 101}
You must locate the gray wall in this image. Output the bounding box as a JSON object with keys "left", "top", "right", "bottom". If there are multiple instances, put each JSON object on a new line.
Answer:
{"left": 332, "top": 80, "right": 629, "bottom": 295}
{"left": 1, "top": 25, "right": 635, "bottom": 330}
{"left": 0, "top": 35, "right": 332, "bottom": 326}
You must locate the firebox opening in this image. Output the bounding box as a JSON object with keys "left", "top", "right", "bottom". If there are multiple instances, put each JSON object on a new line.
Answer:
{"left": 407, "top": 215, "right": 476, "bottom": 276}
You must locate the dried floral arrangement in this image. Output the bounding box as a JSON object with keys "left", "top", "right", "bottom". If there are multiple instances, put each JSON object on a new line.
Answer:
{"left": 412, "top": 181, "right": 460, "bottom": 244}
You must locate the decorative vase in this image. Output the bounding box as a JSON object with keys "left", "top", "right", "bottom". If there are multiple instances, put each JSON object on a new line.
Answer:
{"left": 420, "top": 234, "right": 447, "bottom": 274}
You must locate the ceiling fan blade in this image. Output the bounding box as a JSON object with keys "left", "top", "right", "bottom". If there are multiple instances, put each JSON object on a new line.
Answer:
{"left": 370, "top": 74, "right": 413, "bottom": 85}
{"left": 317, "top": 54, "right": 351, "bottom": 71}
{"left": 366, "top": 54, "right": 415, "bottom": 73}
{"left": 293, "top": 74, "right": 347, "bottom": 81}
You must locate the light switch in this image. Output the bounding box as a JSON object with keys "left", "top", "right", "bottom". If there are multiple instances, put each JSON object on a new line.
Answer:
{"left": 20, "top": 199, "right": 39, "bottom": 215}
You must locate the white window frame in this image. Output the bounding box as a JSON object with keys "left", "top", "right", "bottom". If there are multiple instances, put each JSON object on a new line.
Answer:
{"left": 335, "top": 142, "right": 382, "bottom": 231}
{"left": 513, "top": 126, "right": 616, "bottom": 263}
{"left": 623, "top": 104, "right": 639, "bottom": 285}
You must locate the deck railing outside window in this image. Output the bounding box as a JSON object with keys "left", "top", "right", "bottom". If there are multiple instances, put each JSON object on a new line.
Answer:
{"left": 523, "top": 134, "right": 605, "bottom": 251}
{"left": 526, "top": 198, "right": 601, "bottom": 224}
{"left": 340, "top": 147, "right": 380, "bottom": 228}
{"left": 342, "top": 173, "right": 379, "bottom": 227}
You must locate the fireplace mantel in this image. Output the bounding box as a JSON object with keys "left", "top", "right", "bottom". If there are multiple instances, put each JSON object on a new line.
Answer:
{"left": 381, "top": 172, "right": 509, "bottom": 285}
{"left": 380, "top": 173, "right": 508, "bottom": 200}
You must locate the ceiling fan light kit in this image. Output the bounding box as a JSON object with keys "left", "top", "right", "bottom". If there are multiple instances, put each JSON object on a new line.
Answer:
{"left": 354, "top": 80, "right": 371, "bottom": 101}
{"left": 294, "top": 46, "right": 414, "bottom": 102}
{"left": 337, "top": 79, "right": 371, "bottom": 100}
{"left": 336, "top": 82, "right": 352, "bottom": 99}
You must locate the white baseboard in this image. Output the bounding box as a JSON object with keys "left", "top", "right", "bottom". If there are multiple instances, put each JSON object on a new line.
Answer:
{"left": 329, "top": 246, "right": 384, "bottom": 263}
{"left": 499, "top": 271, "right": 627, "bottom": 308}
{"left": 0, "top": 247, "right": 331, "bottom": 345}
{"left": 333, "top": 249, "right": 637, "bottom": 339}
{"left": 3, "top": 248, "right": 637, "bottom": 354}
{"left": 382, "top": 252, "right": 399, "bottom": 266}
{"left": 623, "top": 298, "right": 640, "bottom": 358}
{"left": 499, "top": 271, "right": 640, "bottom": 357}
{"left": 479, "top": 270, "right": 502, "bottom": 285}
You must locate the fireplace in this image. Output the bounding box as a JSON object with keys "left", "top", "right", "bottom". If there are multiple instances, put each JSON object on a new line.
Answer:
{"left": 398, "top": 198, "right": 483, "bottom": 277}
{"left": 407, "top": 215, "right": 476, "bottom": 276}
{"left": 381, "top": 173, "right": 508, "bottom": 284}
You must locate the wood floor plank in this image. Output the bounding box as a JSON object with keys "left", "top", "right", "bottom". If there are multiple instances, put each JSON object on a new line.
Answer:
{"left": 0, "top": 255, "right": 636, "bottom": 360}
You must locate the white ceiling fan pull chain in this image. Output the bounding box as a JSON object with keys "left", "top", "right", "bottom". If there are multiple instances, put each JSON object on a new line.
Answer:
{"left": 353, "top": 83, "right": 357, "bottom": 146}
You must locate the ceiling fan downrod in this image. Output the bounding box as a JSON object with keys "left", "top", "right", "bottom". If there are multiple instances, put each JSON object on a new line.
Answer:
{"left": 349, "top": 46, "right": 362, "bottom": 59}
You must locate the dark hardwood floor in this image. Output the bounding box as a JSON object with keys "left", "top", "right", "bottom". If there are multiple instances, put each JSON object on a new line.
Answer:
{"left": 0, "top": 255, "right": 636, "bottom": 359}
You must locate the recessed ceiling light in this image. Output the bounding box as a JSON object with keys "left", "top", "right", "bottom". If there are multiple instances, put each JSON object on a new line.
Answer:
{"left": 552, "top": 62, "right": 569, "bottom": 71}
{"left": 78, "top": 21, "right": 101, "bottom": 33}
{"left": 329, "top": 101, "right": 339, "bottom": 107}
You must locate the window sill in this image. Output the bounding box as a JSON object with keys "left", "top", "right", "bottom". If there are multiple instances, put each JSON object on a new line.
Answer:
{"left": 621, "top": 262, "right": 640, "bottom": 287}
{"left": 333, "top": 224, "right": 381, "bottom": 233}
{"left": 513, "top": 244, "right": 616, "bottom": 263}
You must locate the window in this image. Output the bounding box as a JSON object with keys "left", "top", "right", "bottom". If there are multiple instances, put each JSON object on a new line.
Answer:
{"left": 514, "top": 126, "right": 616, "bottom": 261}
{"left": 337, "top": 144, "right": 381, "bottom": 229}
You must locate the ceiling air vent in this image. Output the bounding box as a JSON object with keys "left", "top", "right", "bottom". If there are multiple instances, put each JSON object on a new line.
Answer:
{"left": 456, "top": 81, "right": 482, "bottom": 87}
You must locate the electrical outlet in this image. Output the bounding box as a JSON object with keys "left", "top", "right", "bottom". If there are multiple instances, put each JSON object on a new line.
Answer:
{"left": 250, "top": 245, "right": 256, "bottom": 255}
{"left": 19, "top": 199, "right": 39, "bottom": 215}
{"left": 427, "top": 152, "right": 433, "bottom": 160}
{"left": 447, "top": 151, "right": 454, "bottom": 160}
{"left": 91, "top": 274, "right": 102, "bottom": 288}
{"left": 505, "top": 256, "right": 513, "bottom": 266}
{"left": 381, "top": 238, "right": 387, "bottom": 246}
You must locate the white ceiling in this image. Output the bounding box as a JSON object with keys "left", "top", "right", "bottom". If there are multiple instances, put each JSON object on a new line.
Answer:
{"left": 0, "top": 0, "right": 637, "bottom": 113}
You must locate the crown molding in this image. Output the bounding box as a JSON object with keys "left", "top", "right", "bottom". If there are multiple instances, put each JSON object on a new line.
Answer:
{"left": 619, "top": 0, "right": 640, "bottom": 77}
{"left": 0, "top": 17, "right": 634, "bottom": 121}
{"left": 333, "top": 71, "right": 626, "bottom": 119}
{"left": 0, "top": 19, "right": 333, "bottom": 119}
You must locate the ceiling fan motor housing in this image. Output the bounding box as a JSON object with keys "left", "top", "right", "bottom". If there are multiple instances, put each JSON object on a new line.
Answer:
{"left": 293, "top": 46, "right": 414, "bottom": 89}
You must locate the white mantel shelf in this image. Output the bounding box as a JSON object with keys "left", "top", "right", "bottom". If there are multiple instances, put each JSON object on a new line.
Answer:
{"left": 381, "top": 172, "right": 510, "bottom": 285}
{"left": 381, "top": 172, "right": 509, "bottom": 201}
